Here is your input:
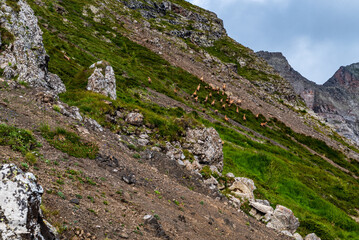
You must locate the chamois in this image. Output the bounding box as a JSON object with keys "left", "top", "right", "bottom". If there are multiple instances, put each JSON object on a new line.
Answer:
{"left": 204, "top": 96, "right": 208, "bottom": 102}
{"left": 256, "top": 114, "right": 259, "bottom": 119}
{"left": 148, "top": 77, "right": 152, "bottom": 84}
{"left": 192, "top": 90, "right": 197, "bottom": 97}
{"left": 211, "top": 100, "right": 215, "bottom": 106}
{"left": 223, "top": 83, "right": 226, "bottom": 91}
{"left": 194, "top": 96, "right": 198, "bottom": 102}
{"left": 236, "top": 106, "right": 239, "bottom": 113}
{"left": 224, "top": 115, "right": 229, "bottom": 121}
{"left": 220, "top": 98, "right": 223, "bottom": 103}
{"left": 243, "top": 114, "right": 246, "bottom": 121}
{"left": 260, "top": 122, "right": 267, "bottom": 127}
{"left": 209, "top": 92, "right": 212, "bottom": 97}
{"left": 214, "top": 109, "right": 218, "bottom": 114}
{"left": 222, "top": 104, "right": 226, "bottom": 109}
{"left": 197, "top": 84, "right": 201, "bottom": 91}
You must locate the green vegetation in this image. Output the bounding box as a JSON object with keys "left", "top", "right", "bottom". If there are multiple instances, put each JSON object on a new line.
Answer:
{"left": 6, "top": 0, "right": 21, "bottom": 12}
{"left": 27, "top": 0, "right": 359, "bottom": 238}
{"left": 0, "top": 124, "right": 41, "bottom": 155}
{"left": 39, "top": 124, "right": 98, "bottom": 159}
{"left": 0, "top": 27, "right": 15, "bottom": 51}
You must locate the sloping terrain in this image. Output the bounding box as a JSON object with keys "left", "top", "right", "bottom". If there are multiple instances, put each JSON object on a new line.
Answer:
{"left": 0, "top": 0, "right": 359, "bottom": 239}
{"left": 257, "top": 51, "right": 359, "bottom": 145}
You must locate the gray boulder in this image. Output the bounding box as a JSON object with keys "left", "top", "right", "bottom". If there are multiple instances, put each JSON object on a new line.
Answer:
{"left": 228, "top": 177, "right": 256, "bottom": 201}
{"left": 0, "top": 0, "right": 66, "bottom": 94}
{"left": 266, "top": 205, "right": 300, "bottom": 234}
{"left": 0, "top": 164, "right": 58, "bottom": 239}
{"left": 183, "top": 127, "right": 223, "bottom": 171}
{"left": 87, "top": 61, "right": 117, "bottom": 100}
{"left": 305, "top": 233, "right": 321, "bottom": 240}
{"left": 293, "top": 233, "right": 304, "bottom": 240}
{"left": 125, "top": 112, "right": 144, "bottom": 126}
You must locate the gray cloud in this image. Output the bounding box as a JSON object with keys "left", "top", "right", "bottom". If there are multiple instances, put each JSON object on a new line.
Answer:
{"left": 189, "top": 0, "right": 359, "bottom": 84}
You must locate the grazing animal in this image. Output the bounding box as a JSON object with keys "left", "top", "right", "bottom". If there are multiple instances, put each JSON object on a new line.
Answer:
{"left": 223, "top": 84, "right": 226, "bottom": 91}
{"left": 243, "top": 114, "right": 246, "bottom": 121}
{"left": 220, "top": 98, "right": 223, "bottom": 103}
{"left": 194, "top": 96, "right": 198, "bottom": 102}
{"left": 256, "top": 114, "right": 259, "bottom": 119}
{"left": 200, "top": 76, "right": 204, "bottom": 82}
{"left": 197, "top": 84, "right": 201, "bottom": 91}
{"left": 64, "top": 54, "right": 70, "bottom": 61}
{"left": 224, "top": 115, "right": 229, "bottom": 121}
{"left": 236, "top": 106, "right": 239, "bottom": 113}
{"left": 148, "top": 77, "right": 152, "bottom": 84}
{"left": 192, "top": 90, "right": 197, "bottom": 96}
{"left": 204, "top": 96, "right": 208, "bottom": 102}
{"left": 211, "top": 100, "right": 215, "bottom": 106}
{"left": 222, "top": 91, "right": 225, "bottom": 96}
{"left": 209, "top": 92, "right": 212, "bottom": 97}
{"left": 260, "top": 122, "right": 267, "bottom": 127}
{"left": 237, "top": 99, "right": 242, "bottom": 104}
{"left": 174, "top": 89, "right": 177, "bottom": 94}
{"left": 214, "top": 109, "right": 218, "bottom": 114}
{"left": 222, "top": 104, "right": 226, "bottom": 109}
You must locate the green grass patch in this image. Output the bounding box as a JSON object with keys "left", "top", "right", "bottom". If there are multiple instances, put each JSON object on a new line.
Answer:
{"left": 39, "top": 124, "right": 98, "bottom": 159}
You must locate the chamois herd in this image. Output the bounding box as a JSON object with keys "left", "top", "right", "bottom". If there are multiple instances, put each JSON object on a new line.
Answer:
{"left": 148, "top": 76, "right": 267, "bottom": 127}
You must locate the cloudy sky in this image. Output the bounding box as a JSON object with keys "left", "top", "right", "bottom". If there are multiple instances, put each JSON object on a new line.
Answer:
{"left": 188, "top": 0, "right": 359, "bottom": 84}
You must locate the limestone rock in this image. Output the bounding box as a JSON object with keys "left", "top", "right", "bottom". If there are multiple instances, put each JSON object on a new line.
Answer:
{"left": 228, "top": 177, "right": 256, "bottom": 201}
{"left": 293, "top": 233, "right": 303, "bottom": 240}
{"left": 250, "top": 201, "right": 273, "bottom": 214}
{"left": 266, "top": 205, "right": 300, "bottom": 234}
{"left": 125, "top": 112, "right": 144, "bottom": 126}
{"left": 87, "top": 61, "right": 117, "bottom": 100}
{"left": 183, "top": 127, "right": 223, "bottom": 171}
{"left": 0, "top": 164, "right": 58, "bottom": 239}
{"left": 0, "top": 0, "right": 66, "bottom": 94}
{"left": 304, "top": 233, "right": 321, "bottom": 240}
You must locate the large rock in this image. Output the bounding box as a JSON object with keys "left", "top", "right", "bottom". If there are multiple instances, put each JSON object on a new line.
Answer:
{"left": 228, "top": 177, "right": 256, "bottom": 201}
{"left": 304, "top": 233, "right": 321, "bottom": 240}
{"left": 293, "top": 233, "right": 303, "bottom": 240}
{"left": 0, "top": 164, "right": 58, "bottom": 239}
{"left": 87, "top": 61, "right": 117, "bottom": 100}
{"left": 266, "top": 205, "right": 300, "bottom": 234}
{"left": 250, "top": 201, "right": 274, "bottom": 214}
{"left": 125, "top": 112, "right": 144, "bottom": 126}
{"left": 0, "top": 0, "right": 66, "bottom": 94}
{"left": 183, "top": 127, "right": 223, "bottom": 171}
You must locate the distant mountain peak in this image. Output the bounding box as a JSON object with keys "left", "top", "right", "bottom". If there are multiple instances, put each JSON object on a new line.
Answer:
{"left": 324, "top": 63, "right": 359, "bottom": 90}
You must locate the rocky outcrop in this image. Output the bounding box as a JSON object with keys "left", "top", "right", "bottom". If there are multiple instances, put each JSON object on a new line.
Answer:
{"left": 0, "top": 164, "right": 58, "bottom": 239}
{"left": 266, "top": 205, "right": 300, "bottom": 235}
{"left": 228, "top": 177, "right": 256, "bottom": 201}
{"left": 87, "top": 61, "right": 117, "bottom": 100}
{"left": 0, "top": 0, "right": 66, "bottom": 94}
{"left": 257, "top": 51, "right": 359, "bottom": 144}
{"left": 183, "top": 127, "right": 223, "bottom": 171}
{"left": 125, "top": 111, "right": 144, "bottom": 126}
{"left": 122, "top": 0, "right": 226, "bottom": 47}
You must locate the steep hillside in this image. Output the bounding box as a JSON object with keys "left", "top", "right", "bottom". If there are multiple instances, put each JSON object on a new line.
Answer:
{"left": 257, "top": 51, "right": 359, "bottom": 145}
{"left": 1, "top": 0, "right": 359, "bottom": 239}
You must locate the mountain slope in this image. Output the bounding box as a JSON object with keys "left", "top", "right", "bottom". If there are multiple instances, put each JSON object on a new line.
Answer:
{"left": 1, "top": 0, "right": 359, "bottom": 239}
{"left": 256, "top": 51, "right": 359, "bottom": 144}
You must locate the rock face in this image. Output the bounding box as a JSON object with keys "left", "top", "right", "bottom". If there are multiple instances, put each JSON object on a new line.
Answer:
{"left": 125, "top": 112, "right": 144, "bottom": 126}
{"left": 0, "top": 164, "right": 58, "bottom": 239}
{"left": 266, "top": 205, "right": 300, "bottom": 234}
{"left": 304, "top": 233, "right": 321, "bottom": 240}
{"left": 0, "top": 0, "right": 66, "bottom": 94}
{"left": 122, "top": 0, "right": 226, "bottom": 47}
{"left": 257, "top": 51, "right": 359, "bottom": 144}
{"left": 183, "top": 127, "right": 223, "bottom": 171}
{"left": 87, "top": 61, "right": 117, "bottom": 100}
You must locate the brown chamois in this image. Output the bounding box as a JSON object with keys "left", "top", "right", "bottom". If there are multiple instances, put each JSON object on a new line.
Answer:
{"left": 209, "top": 92, "right": 212, "bottom": 97}
{"left": 204, "top": 96, "right": 208, "bottom": 102}
{"left": 222, "top": 104, "right": 226, "bottom": 109}
{"left": 243, "top": 114, "right": 246, "bottom": 121}
{"left": 148, "top": 77, "right": 152, "bottom": 84}
{"left": 236, "top": 106, "right": 239, "bottom": 113}
{"left": 200, "top": 76, "right": 204, "bottom": 82}
{"left": 64, "top": 54, "right": 70, "bottom": 61}
{"left": 192, "top": 90, "right": 197, "bottom": 97}
{"left": 214, "top": 109, "right": 218, "bottom": 114}
{"left": 237, "top": 99, "right": 242, "bottom": 104}
{"left": 220, "top": 98, "right": 223, "bottom": 103}
{"left": 260, "top": 122, "right": 267, "bottom": 127}
{"left": 174, "top": 88, "right": 177, "bottom": 94}
{"left": 223, "top": 83, "right": 226, "bottom": 91}
{"left": 194, "top": 96, "right": 198, "bottom": 102}
{"left": 222, "top": 91, "right": 225, "bottom": 96}
{"left": 256, "top": 114, "right": 259, "bottom": 119}
{"left": 197, "top": 84, "right": 201, "bottom": 91}
{"left": 211, "top": 100, "right": 215, "bottom": 106}
{"left": 224, "top": 115, "right": 229, "bottom": 121}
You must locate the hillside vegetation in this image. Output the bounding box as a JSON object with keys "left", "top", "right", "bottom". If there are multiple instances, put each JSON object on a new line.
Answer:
{"left": 19, "top": 0, "right": 359, "bottom": 238}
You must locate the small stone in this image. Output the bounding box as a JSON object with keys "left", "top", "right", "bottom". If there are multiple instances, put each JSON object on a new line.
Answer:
{"left": 119, "top": 232, "right": 129, "bottom": 239}
{"left": 70, "top": 198, "right": 80, "bottom": 205}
